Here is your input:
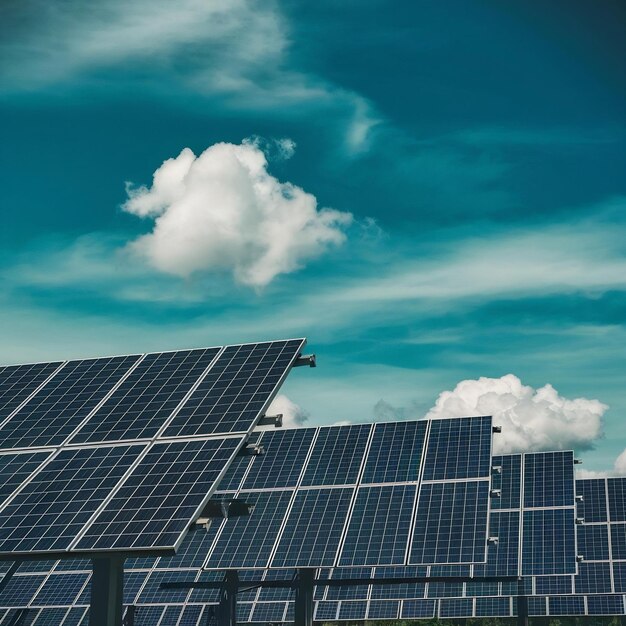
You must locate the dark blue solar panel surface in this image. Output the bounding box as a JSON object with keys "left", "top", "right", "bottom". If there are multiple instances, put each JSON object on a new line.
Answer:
{"left": 577, "top": 478, "right": 609, "bottom": 522}
{"left": 473, "top": 511, "right": 520, "bottom": 577}
{"left": 549, "top": 595, "right": 585, "bottom": 615}
{"left": 577, "top": 523, "right": 610, "bottom": 561}
{"left": 75, "top": 437, "right": 242, "bottom": 551}
{"left": 31, "top": 573, "right": 88, "bottom": 606}
{"left": 163, "top": 340, "right": 305, "bottom": 438}
{"left": 0, "top": 362, "right": 62, "bottom": 421}
{"left": 0, "top": 356, "right": 140, "bottom": 449}
{"left": 410, "top": 480, "right": 490, "bottom": 564}
{"left": 361, "top": 421, "right": 427, "bottom": 484}
{"left": 204, "top": 491, "right": 293, "bottom": 569}
{"left": 339, "top": 485, "right": 416, "bottom": 566}
{"left": 524, "top": 451, "right": 575, "bottom": 508}
{"left": 0, "top": 575, "right": 45, "bottom": 607}
{"left": 271, "top": 488, "right": 354, "bottom": 567}
{"left": 587, "top": 595, "right": 625, "bottom": 615}
{"left": 0, "top": 451, "right": 53, "bottom": 506}
{"left": 300, "top": 425, "right": 371, "bottom": 487}
{"left": 612, "top": 523, "right": 626, "bottom": 560}
{"left": 575, "top": 562, "right": 612, "bottom": 594}
{"left": 608, "top": 478, "right": 626, "bottom": 522}
{"left": 368, "top": 599, "right": 399, "bottom": 619}
{"left": 241, "top": 429, "right": 315, "bottom": 489}
{"left": 522, "top": 508, "right": 576, "bottom": 575}
{"left": 402, "top": 599, "right": 436, "bottom": 618}
{"left": 439, "top": 597, "right": 473, "bottom": 617}
{"left": 476, "top": 597, "right": 511, "bottom": 617}
{"left": 0, "top": 444, "right": 143, "bottom": 553}
{"left": 490, "top": 454, "right": 521, "bottom": 510}
{"left": 69, "top": 349, "right": 220, "bottom": 444}
{"left": 422, "top": 415, "right": 492, "bottom": 481}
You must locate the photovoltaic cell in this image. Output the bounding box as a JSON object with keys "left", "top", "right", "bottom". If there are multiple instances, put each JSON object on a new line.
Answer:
{"left": 0, "top": 451, "right": 53, "bottom": 506}
{"left": 549, "top": 595, "right": 585, "bottom": 615}
{"left": 422, "top": 416, "right": 492, "bottom": 481}
{"left": 204, "top": 491, "right": 294, "bottom": 569}
{"left": 522, "top": 508, "right": 576, "bottom": 575}
{"left": 574, "top": 562, "right": 612, "bottom": 594}
{"left": 473, "top": 511, "right": 520, "bottom": 577}
{"left": 75, "top": 437, "right": 242, "bottom": 551}
{"left": 0, "top": 444, "right": 143, "bottom": 554}
{"left": 612, "top": 523, "right": 626, "bottom": 560}
{"left": 241, "top": 429, "right": 315, "bottom": 490}
{"left": 608, "top": 478, "right": 626, "bottom": 522}
{"left": 339, "top": 485, "right": 416, "bottom": 566}
{"left": 299, "top": 425, "right": 371, "bottom": 487}
{"left": 163, "top": 340, "right": 305, "bottom": 438}
{"left": 368, "top": 599, "right": 399, "bottom": 619}
{"left": 0, "top": 362, "right": 61, "bottom": 421}
{"left": 409, "top": 480, "right": 490, "bottom": 564}
{"left": 577, "top": 523, "right": 610, "bottom": 561}
{"left": 524, "top": 451, "right": 575, "bottom": 508}
{"left": 361, "top": 421, "right": 427, "bottom": 484}
{"left": 439, "top": 598, "right": 473, "bottom": 617}
{"left": 338, "top": 600, "right": 367, "bottom": 620}
{"left": 69, "top": 349, "right": 220, "bottom": 444}
{"left": 271, "top": 488, "right": 354, "bottom": 567}
{"left": 490, "top": 454, "right": 521, "bottom": 510}
{"left": 31, "top": 573, "right": 88, "bottom": 606}
{"left": 587, "top": 595, "right": 625, "bottom": 615}
{"left": 576, "top": 479, "right": 608, "bottom": 523}
{"left": 0, "top": 356, "right": 140, "bottom": 449}
{"left": 0, "top": 575, "right": 45, "bottom": 607}
{"left": 476, "top": 597, "right": 511, "bottom": 617}
{"left": 401, "top": 599, "right": 436, "bottom": 619}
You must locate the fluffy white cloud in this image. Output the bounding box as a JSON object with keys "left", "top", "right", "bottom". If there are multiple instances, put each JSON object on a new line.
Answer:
{"left": 122, "top": 139, "right": 352, "bottom": 287}
{"left": 425, "top": 374, "right": 608, "bottom": 454}
{"left": 265, "top": 394, "right": 309, "bottom": 428}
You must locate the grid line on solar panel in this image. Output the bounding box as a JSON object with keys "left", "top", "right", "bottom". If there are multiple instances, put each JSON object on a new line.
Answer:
{"left": 203, "top": 491, "right": 294, "bottom": 569}
{"left": 361, "top": 421, "right": 427, "bottom": 484}
{"left": 0, "top": 444, "right": 145, "bottom": 554}
{"left": 409, "top": 480, "right": 490, "bottom": 565}
{"left": 0, "top": 356, "right": 142, "bottom": 450}
{"left": 421, "top": 416, "right": 492, "bottom": 481}
{"left": 524, "top": 451, "right": 575, "bottom": 508}
{"left": 72, "top": 437, "right": 242, "bottom": 552}
{"left": 68, "top": 348, "right": 221, "bottom": 444}
{"left": 0, "top": 451, "right": 54, "bottom": 509}
{"left": 338, "top": 484, "right": 416, "bottom": 566}
{"left": 0, "top": 361, "right": 64, "bottom": 424}
{"left": 270, "top": 487, "right": 354, "bottom": 568}
{"left": 162, "top": 339, "right": 305, "bottom": 438}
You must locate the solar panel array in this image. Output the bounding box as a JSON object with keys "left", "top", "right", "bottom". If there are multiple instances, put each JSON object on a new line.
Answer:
{"left": 203, "top": 416, "right": 494, "bottom": 569}
{"left": 0, "top": 339, "right": 305, "bottom": 558}
{"left": 0, "top": 464, "right": 622, "bottom": 620}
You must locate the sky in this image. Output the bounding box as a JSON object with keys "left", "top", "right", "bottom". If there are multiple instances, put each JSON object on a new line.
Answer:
{"left": 1, "top": 0, "right": 624, "bottom": 473}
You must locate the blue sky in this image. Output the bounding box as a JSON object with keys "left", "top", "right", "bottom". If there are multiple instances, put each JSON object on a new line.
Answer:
{"left": 1, "top": 1, "right": 624, "bottom": 471}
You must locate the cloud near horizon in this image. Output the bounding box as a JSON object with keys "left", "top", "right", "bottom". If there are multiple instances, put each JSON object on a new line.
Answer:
{"left": 122, "top": 139, "right": 352, "bottom": 287}
{"left": 424, "top": 374, "right": 608, "bottom": 454}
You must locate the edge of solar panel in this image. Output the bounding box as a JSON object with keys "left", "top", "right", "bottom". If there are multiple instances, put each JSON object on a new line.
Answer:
{"left": 0, "top": 338, "right": 307, "bottom": 560}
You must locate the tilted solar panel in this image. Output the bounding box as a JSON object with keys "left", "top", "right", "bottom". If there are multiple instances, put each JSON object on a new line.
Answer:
{"left": 0, "top": 338, "right": 306, "bottom": 560}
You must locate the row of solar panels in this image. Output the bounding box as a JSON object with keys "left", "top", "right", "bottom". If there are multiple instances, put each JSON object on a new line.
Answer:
{"left": 0, "top": 593, "right": 624, "bottom": 625}
{"left": 0, "top": 453, "right": 620, "bottom": 613}
{"left": 0, "top": 340, "right": 306, "bottom": 557}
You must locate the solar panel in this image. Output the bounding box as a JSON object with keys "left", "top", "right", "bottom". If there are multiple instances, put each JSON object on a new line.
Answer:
{"left": 162, "top": 340, "right": 306, "bottom": 438}
{"left": 0, "top": 356, "right": 140, "bottom": 449}
{"left": 206, "top": 415, "right": 494, "bottom": 570}
{"left": 0, "top": 339, "right": 306, "bottom": 560}
{"left": 68, "top": 349, "right": 220, "bottom": 444}
{"left": 0, "top": 444, "right": 145, "bottom": 554}
{"left": 73, "top": 437, "right": 242, "bottom": 551}
{"left": 523, "top": 451, "right": 575, "bottom": 508}
{"left": 410, "top": 481, "right": 490, "bottom": 564}
{"left": 338, "top": 485, "right": 416, "bottom": 566}
{"left": 0, "top": 361, "right": 62, "bottom": 422}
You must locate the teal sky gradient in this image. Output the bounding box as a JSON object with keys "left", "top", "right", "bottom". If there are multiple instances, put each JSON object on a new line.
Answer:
{"left": 1, "top": 1, "right": 625, "bottom": 471}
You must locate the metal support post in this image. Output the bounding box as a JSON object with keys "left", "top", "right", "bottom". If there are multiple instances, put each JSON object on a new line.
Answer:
{"left": 294, "top": 568, "right": 315, "bottom": 626}
{"left": 90, "top": 557, "right": 124, "bottom": 626}
{"left": 217, "top": 570, "right": 239, "bottom": 626}
{"left": 516, "top": 578, "right": 529, "bottom": 626}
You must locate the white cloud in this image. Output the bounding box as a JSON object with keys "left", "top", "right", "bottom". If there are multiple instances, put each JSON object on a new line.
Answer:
{"left": 122, "top": 139, "right": 352, "bottom": 287}
{"left": 265, "top": 394, "right": 309, "bottom": 428}
{"left": 425, "top": 374, "right": 608, "bottom": 454}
